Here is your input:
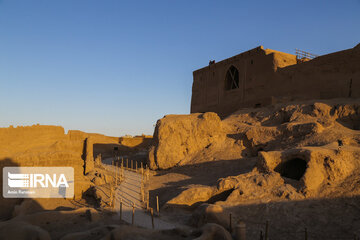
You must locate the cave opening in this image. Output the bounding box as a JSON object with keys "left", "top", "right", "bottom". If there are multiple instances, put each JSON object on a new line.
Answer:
{"left": 275, "top": 158, "right": 307, "bottom": 180}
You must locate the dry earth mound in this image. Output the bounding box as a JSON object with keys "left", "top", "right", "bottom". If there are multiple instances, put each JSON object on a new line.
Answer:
{"left": 149, "top": 112, "right": 226, "bottom": 169}
{"left": 162, "top": 98, "right": 360, "bottom": 202}
{"left": 149, "top": 98, "right": 360, "bottom": 239}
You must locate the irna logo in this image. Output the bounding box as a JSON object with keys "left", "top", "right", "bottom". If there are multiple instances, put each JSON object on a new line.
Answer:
{"left": 8, "top": 172, "right": 69, "bottom": 188}
{"left": 3, "top": 167, "right": 74, "bottom": 198}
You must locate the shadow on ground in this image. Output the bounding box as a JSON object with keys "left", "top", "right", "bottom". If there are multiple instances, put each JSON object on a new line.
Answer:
{"left": 225, "top": 195, "right": 360, "bottom": 240}
{"left": 149, "top": 158, "right": 257, "bottom": 209}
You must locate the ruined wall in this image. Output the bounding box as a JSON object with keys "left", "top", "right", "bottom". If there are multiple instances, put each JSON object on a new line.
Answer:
{"left": 0, "top": 126, "right": 86, "bottom": 176}
{"left": 0, "top": 125, "right": 147, "bottom": 174}
{"left": 0, "top": 125, "right": 86, "bottom": 218}
{"left": 0, "top": 125, "right": 123, "bottom": 218}
{"left": 275, "top": 45, "right": 360, "bottom": 102}
{"left": 119, "top": 136, "right": 153, "bottom": 149}
{"left": 191, "top": 44, "right": 360, "bottom": 117}
{"left": 0, "top": 125, "right": 139, "bottom": 180}
{"left": 67, "top": 130, "right": 121, "bottom": 174}
{"left": 148, "top": 112, "right": 225, "bottom": 170}
{"left": 0, "top": 125, "right": 66, "bottom": 158}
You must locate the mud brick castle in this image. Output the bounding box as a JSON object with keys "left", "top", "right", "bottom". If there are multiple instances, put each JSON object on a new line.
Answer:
{"left": 191, "top": 44, "right": 360, "bottom": 117}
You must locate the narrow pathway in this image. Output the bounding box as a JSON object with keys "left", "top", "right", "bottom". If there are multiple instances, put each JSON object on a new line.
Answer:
{"left": 102, "top": 157, "right": 176, "bottom": 230}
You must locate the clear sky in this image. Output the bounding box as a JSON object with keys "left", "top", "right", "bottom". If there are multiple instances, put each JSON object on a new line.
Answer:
{"left": 0, "top": 0, "right": 359, "bottom": 136}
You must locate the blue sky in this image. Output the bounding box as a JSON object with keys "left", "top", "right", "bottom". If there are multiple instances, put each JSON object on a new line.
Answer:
{"left": 0, "top": 0, "right": 359, "bottom": 136}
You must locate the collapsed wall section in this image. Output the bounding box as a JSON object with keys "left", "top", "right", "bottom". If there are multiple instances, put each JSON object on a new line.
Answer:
{"left": 148, "top": 112, "right": 225, "bottom": 170}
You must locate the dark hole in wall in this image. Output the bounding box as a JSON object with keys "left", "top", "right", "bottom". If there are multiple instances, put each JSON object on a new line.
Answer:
{"left": 275, "top": 158, "right": 307, "bottom": 180}
{"left": 255, "top": 103, "right": 261, "bottom": 108}
{"left": 81, "top": 138, "right": 87, "bottom": 175}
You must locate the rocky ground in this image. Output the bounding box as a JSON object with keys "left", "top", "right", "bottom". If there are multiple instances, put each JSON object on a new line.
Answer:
{"left": 1, "top": 98, "right": 360, "bottom": 239}
{"left": 147, "top": 98, "right": 360, "bottom": 240}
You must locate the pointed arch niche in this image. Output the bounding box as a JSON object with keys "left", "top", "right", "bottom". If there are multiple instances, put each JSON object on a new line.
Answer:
{"left": 225, "top": 65, "right": 240, "bottom": 90}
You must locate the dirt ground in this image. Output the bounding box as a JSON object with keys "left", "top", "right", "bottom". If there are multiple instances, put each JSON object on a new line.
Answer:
{"left": 147, "top": 158, "right": 257, "bottom": 209}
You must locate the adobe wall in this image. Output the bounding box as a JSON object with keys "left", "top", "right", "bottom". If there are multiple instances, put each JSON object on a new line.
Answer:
{"left": 0, "top": 126, "right": 85, "bottom": 175}
{"left": 0, "top": 125, "right": 85, "bottom": 218}
{"left": 0, "top": 125, "right": 134, "bottom": 217}
{"left": 275, "top": 45, "right": 360, "bottom": 102}
{"left": 0, "top": 125, "right": 66, "bottom": 158}
{"left": 119, "top": 136, "right": 153, "bottom": 149}
{"left": 0, "top": 125, "right": 123, "bottom": 204}
{"left": 191, "top": 44, "right": 360, "bottom": 117}
{"left": 93, "top": 136, "right": 153, "bottom": 160}
{"left": 0, "top": 125, "right": 150, "bottom": 174}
